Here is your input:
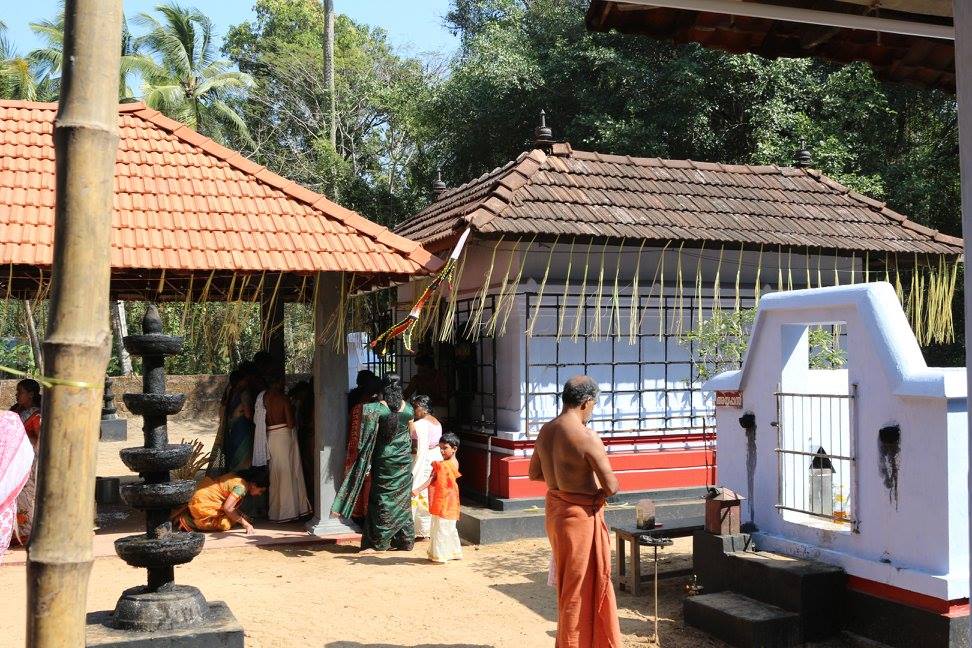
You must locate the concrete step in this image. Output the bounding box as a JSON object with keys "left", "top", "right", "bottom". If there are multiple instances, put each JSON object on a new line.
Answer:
{"left": 684, "top": 591, "right": 802, "bottom": 647}
{"left": 457, "top": 487, "right": 708, "bottom": 544}
{"left": 728, "top": 550, "right": 846, "bottom": 641}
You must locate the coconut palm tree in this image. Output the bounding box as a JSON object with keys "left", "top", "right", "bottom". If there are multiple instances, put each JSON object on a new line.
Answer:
{"left": 30, "top": 6, "right": 151, "bottom": 102}
{"left": 135, "top": 3, "right": 253, "bottom": 145}
{"left": 0, "top": 21, "right": 43, "bottom": 100}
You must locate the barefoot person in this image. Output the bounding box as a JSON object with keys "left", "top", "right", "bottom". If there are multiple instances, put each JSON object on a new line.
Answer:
{"left": 529, "top": 376, "right": 622, "bottom": 648}
{"left": 174, "top": 466, "right": 269, "bottom": 534}
{"left": 409, "top": 395, "right": 442, "bottom": 539}
{"left": 333, "top": 374, "right": 416, "bottom": 551}
{"left": 254, "top": 370, "right": 311, "bottom": 522}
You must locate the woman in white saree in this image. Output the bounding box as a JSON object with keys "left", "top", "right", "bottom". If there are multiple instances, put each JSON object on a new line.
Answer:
{"left": 409, "top": 395, "right": 443, "bottom": 539}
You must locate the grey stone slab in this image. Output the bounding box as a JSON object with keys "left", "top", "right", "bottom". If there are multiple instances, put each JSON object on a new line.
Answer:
{"left": 100, "top": 418, "right": 128, "bottom": 442}
{"left": 86, "top": 601, "right": 243, "bottom": 648}
{"left": 684, "top": 591, "right": 801, "bottom": 647}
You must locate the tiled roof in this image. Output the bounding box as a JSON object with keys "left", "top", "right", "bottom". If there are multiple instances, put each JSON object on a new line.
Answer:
{"left": 395, "top": 142, "right": 963, "bottom": 256}
{"left": 0, "top": 100, "right": 438, "bottom": 276}
{"left": 585, "top": 1, "right": 955, "bottom": 92}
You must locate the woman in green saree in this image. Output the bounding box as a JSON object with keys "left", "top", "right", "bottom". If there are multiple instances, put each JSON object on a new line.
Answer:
{"left": 332, "top": 374, "right": 415, "bottom": 551}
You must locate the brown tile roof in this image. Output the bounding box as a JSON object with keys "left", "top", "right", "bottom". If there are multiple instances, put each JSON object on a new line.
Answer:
{"left": 395, "top": 142, "right": 962, "bottom": 256}
{"left": 0, "top": 100, "right": 439, "bottom": 276}
{"left": 585, "top": 1, "right": 955, "bottom": 93}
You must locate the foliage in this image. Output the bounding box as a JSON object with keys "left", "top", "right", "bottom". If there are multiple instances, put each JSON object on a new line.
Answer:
{"left": 423, "top": 0, "right": 960, "bottom": 241}
{"left": 135, "top": 3, "right": 253, "bottom": 144}
{"left": 29, "top": 8, "right": 146, "bottom": 102}
{"left": 0, "top": 21, "right": 44, "bottom": 100}
{"left": 224, "top": 0, "right": 439, "bottom": 224}
{"left": 680, "top": 308, "right": 757, "bottom": 383}
{"left": 680, "top": 308, "right": 845, "bottom": 382}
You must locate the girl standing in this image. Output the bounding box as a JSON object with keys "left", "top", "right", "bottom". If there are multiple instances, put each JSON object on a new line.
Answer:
{"left": 415, "top": 432, "right": 462, "bottom": 563}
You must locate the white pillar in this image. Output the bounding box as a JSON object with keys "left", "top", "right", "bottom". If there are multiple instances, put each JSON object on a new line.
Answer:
{"left": 956, "top": 0, "right": 972, "bottom": 635}
{"left": 306, "top": 273, "right": 357, "bottom": 535}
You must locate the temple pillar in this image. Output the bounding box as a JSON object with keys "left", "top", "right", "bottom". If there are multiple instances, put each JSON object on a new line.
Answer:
{"left": 306, "top": 274, "right": 357, "bottom": 535}
{"left": 261, "top": 272, "right": 286, "bottom": 367}
{"left": 956, "top": 0, "right": 972, "bottom": 636}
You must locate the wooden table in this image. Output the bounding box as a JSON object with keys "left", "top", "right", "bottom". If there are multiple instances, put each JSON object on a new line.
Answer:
{"left": 611, "top": 524, "right": 674, "bottom": 596}
{"left": 612, "top": 524, "right": 675, "bottom": 644}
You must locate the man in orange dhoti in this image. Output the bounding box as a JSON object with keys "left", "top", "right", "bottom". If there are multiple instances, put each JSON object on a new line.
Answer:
{"left": 530, "top": 376, "right": 622, "bottom": 648}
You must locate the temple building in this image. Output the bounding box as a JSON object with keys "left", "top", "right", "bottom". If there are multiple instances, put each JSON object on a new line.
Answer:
{"left": 387, "top": 124, "right": 962, "bottom": 504}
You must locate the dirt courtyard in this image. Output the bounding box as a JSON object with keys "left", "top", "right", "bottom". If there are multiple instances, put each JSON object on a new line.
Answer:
{"left": 1, "top": 533, "right": 728, "bottom": 648}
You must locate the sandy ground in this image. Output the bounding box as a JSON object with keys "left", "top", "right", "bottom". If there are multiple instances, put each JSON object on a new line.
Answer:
{"left": 1, "top": 534, "right": 729, "bottom": 648}
{"left": 0, "top": 417, "right": 848, "bottom": 647}
{"left": 97, "top": 417, "right": 218, "bottom": 478}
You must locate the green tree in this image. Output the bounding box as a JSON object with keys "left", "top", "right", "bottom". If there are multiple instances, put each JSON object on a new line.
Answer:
{"left": 135, "top": 3, "right": 253, "bottom": 144}
{"left": 30, "top": 9, "right": 145, "bottom": 101}
{"left": 427, "top": 0, "right": 960, "bottom": 239}
{"left": 0, "top": 21, "right": 43, "bottom": 100}
{"left": 224, "top": 0, "right": 436, "bottom": 224}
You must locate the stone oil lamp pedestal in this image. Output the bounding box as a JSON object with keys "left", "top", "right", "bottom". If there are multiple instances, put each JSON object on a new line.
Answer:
{"left": 99, "top": 375, "right": 128, "bottom": 441}
{"left": 87, "top": 305, "right": 243, "bottom": 647}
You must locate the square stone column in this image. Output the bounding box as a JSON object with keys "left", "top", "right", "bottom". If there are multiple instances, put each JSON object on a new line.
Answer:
{"left": 306, "top": 273, "right": 357, "bottom": 535}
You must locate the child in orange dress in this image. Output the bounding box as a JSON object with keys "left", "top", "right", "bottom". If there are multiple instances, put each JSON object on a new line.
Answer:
{"left": 413, "top": 432, "right": 462, "bottom": 563}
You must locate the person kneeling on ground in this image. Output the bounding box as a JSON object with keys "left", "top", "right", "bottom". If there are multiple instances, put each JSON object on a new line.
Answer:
{"left": 413, "top": 432, "right": 462, "bottom": 563}
{"left": 173, "top": 465, "right": 269, "bottom": 535}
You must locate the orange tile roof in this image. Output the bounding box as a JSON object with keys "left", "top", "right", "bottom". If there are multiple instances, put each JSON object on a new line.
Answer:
{"left": 0, "top": 100, "right": 438, "bottom": 276}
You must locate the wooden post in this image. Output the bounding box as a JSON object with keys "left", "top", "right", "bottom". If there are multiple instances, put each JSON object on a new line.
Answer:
{"left": 306, "top": 275, "right": 356, "bottom": 535}
{"left": 24, "top": 299, "right": 43, "bottom": 373}
{"left": 26, "top": 1, "right": 123, "bottom": 646}
{"left": 955, "top": 1, "right": 972, "bottom": 640}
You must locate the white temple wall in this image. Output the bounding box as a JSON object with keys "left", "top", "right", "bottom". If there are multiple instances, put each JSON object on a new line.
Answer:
{"left": 390, "top": 241, "right": 863, "bottom": 443}
{"left": 706, "top": 283, "right": 969, "bottom": 600}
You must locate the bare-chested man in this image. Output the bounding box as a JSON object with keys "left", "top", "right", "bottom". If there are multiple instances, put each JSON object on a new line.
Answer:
{"left": 529, "top": 375, "right": 622, "bottom": 648}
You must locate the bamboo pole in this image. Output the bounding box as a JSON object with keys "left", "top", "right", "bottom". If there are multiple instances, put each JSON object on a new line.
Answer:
{"left": 27, "top": 2, "right": 123, "bottom": 646}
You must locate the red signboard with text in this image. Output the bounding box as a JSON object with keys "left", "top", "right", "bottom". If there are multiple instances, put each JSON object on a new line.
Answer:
{"left": 715, "top": 390, "right": 743, "bottom": 408}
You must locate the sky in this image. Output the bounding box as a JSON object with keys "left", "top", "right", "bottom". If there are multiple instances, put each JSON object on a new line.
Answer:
{"left": 1, "top": 0, "right": 458, "bottom": 60}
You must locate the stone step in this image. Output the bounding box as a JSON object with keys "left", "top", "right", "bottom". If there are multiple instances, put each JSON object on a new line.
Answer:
{"left": 684, "top": 591, "right": 802, "bottom": 647}
{"left": 728, "top": 550, "right": 846, "bottom": 641}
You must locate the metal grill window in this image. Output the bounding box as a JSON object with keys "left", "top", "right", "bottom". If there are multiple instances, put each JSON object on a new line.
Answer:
{"left": 523, "top": 289, "right": 749, "bottom": 438}
{"left": 775, "top": 387, "right": 856, "bottom": 526}
{"left": 357, "top": 294, "right": 498, "bottom": 435}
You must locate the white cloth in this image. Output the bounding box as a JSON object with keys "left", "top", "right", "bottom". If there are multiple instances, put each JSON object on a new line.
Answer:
{"left": 252, "top": 390, "right": 268, "bottom": 467}
{"left": 0, "top": 411, "right": 33, "bottom": 563}
{"left": 411, "top": 419, "right": 443, "bottom": 538}
{"left": 428, "top": 515, "right": 463, "bottom": 563}
{"left": 267, "top": 424, "right": 311, "bottom": 522}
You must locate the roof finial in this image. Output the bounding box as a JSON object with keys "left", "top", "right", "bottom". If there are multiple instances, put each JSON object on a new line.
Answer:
{"left": 534, "top": 109, "right": 554, "bottom": 148}
{"left": 432, "top": 166, "right": 447, "bottom": 198}
{"left": 794, "top": 142, "right": 812, "bottom": 169}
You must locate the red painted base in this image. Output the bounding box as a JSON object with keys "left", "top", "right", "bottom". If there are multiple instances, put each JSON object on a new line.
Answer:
{"left": 457, "top": 431, "right": 716, "bottom": 499}
{"left": 847, "top": 576, "right": 970, "bottom": 617}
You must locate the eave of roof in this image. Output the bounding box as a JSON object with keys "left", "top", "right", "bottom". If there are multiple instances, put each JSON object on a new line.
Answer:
{"left": 0, "top": 100, "right": 440, "bottom": 277}
{"left": 585, "top": 0, "right": 956, "bottom": 92}
{"left": 394, "top": 141, "right": 963, "bottom": 256}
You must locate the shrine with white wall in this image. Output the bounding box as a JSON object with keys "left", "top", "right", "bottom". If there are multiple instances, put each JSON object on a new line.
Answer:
{"left": 703, "top": 282, "right": 969, "bottom": 643}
